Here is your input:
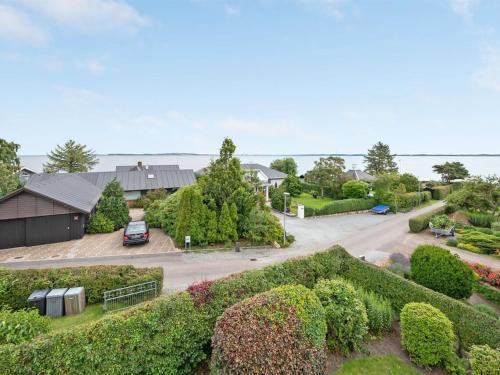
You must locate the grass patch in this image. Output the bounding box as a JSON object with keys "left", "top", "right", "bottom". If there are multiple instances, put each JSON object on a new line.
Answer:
{"left": 291, "top": 193, "right": 334, "bottom": 210}
{"left": 48, "top": 304, "right": 104, "bottom": 332}
{"left": 331, "top": 354, "right": 420, "bottom": 375}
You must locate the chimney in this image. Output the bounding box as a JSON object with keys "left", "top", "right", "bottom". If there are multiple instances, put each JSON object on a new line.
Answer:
{"left": 137, "top": 161, "right": 143, "bottom": 169}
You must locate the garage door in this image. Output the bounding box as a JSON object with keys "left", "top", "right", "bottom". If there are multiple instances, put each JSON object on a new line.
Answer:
{"left": 0, "top": 219, "right": 26, "bottom": 249}
{"left": 26, "top": 214, "right": 71, "bottom": 246}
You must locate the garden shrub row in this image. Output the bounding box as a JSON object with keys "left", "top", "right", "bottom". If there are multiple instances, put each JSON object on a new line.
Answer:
{"left": 408, "top": 206, "right": 446, "bottom": 233}
{"left": 431, "top": 185, "right": 452, "bottom": 200}
{"left": 340, "top": 250, "right": 500, "bottom": 349}
{"left": 304, "top": 198, "right": 376, "bottom": 217}
{"left": 0, "top": 265, "right": 163, "bottom": 310}
{"left": 397, "top": 191, "right": 432, "bottom": 211}
{"left": 1, "top": 247, "right": 498, "bottom": 374}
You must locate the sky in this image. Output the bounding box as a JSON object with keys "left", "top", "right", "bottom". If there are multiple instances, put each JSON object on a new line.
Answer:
{"left": 1, "top": 0, "right": 500, "bottom": 155}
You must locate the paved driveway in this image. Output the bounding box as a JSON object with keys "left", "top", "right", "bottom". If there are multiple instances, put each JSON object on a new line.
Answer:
{"left": 0, "top": 209, "right": 176, "bottom": 262}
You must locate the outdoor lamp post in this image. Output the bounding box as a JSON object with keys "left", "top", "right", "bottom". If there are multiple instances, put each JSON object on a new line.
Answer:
{"left": 283, "top": 192, "right": 290, "bottom": 244}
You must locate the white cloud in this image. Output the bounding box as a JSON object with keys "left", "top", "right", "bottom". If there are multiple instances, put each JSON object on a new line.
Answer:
{"left": 77, "top": 58, "right": 106, "bottom": 74}
{"left": 19, "top": 0, "right": 150, "bottom": 33}
{"left": 0, "top": 4, "right": 48, "bottom": 44}
{"left": 224, "top": 4, "right": 240, "bottom": 17}
{"left": 473, "top": 45, "right": 500, "bottom": 92}
{"left": 449, "top": 0, "right": 478, "bottom": 20}
{"left": 298, "top": 0, "right": 348, "bottom": 19}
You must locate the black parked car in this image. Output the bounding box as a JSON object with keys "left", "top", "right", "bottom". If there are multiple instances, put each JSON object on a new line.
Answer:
{"left": 123, "top": 221, "right": 150, "bottom": 246}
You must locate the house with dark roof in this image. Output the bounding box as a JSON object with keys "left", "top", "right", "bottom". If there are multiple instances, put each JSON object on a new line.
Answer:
{"left": 0, "top": 164, "right": 196, "bottom": 249}
{"left": 0, "top": 174, "right": 102, "bottom": 249}
{"left": 345, "top": 169, "right": 375, "bottom": 183}
{"left": 241, "top": 163, "right": 287, "bottom": 200}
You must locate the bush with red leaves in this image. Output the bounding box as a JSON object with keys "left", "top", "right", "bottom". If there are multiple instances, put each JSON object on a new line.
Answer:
{"left": 187, "top": 279, "right": 215, "bottom": 308}
{"left": 465, "top": 262, "right": 500, "bottom": 287}
{"left": 211, "top": 284, "right": 327, "bottom": 375}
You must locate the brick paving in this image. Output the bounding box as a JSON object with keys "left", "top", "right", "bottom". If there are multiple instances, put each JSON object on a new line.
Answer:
{"left": 0, "top": 209, "right": 178, "bottom": 262}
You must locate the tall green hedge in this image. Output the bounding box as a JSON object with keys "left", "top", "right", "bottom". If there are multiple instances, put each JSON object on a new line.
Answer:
{"left": 0, "top": 265, "right": 163, "bottom": 310}
{"left": 1, "top": 247, "right": 498, "bottom": 374}
{"left": 408, "top": 207, "right": 446, "bottom": 233}
{"left": 432, "top": 185, "right": 452, "bottom": 200}
{"left": 340, "top": 251, "right": 500, "bottom": 349}
{"left": 304, "top": 198, "right": 376, "bottom": 217}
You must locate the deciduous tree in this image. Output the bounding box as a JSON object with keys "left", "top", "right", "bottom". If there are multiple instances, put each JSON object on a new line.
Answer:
{"left": 304, "top": 156, "right": 345, "bottom": 197}
{"left": 270, "top": 157, "right": 298, "bottom": 175}
{"left": 0, "top": 138, "right": 20, "bottom": 197}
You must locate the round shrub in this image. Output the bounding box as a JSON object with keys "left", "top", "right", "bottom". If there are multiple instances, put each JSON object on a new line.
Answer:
{"left": 400, "top": 302, "right": 455, "bottom": 367}
{"left": 410, "top": 245, "right": 474, "bottom": 299}
{"left": 313, "top": 278, "right": 368, "bottom": 353}
{"left": 341, "top": 180, "right": 369, "bottom": 199}
{"left": 469, "top": 345, "right": 500, "bottom": 375}
{"left": 87, "top": 212, "right": 115, "bottom": 233}
{"left": 0, "top": 308, "right": 49, "bottom": 345}
{"left": 357, "top": 289, "right": 394, "bottom": 335}
{"left": 211, "top": 284, "right": 327, "bottom": 375}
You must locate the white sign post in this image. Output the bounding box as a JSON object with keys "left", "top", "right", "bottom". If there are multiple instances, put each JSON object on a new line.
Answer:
{"left": 185, "top": 235, "right": 191, "bottom": 250}
{"left": 297, "top": 204, "right": 305, "bottom": 219}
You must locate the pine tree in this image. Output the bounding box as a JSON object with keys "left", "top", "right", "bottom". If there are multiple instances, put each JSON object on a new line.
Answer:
{"left": 175, "top": 186, "right": 206, "bottom": 245}
{"left": 364, "top": 141, "right": 398, "bottom": 176}
{"left": 43, "top": 139, "right": 98, "bottom": 173}
{"left": 96, "top": 179, "right": 130, "bottom": 230}
{"left": 218, "top": 202, "right": 238, "bottom": 243}
{"left": 205, "top": 207, "right": 219, "bottom": 243}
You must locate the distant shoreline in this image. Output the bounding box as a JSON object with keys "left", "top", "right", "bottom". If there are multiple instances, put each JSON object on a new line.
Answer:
{"left": 20, "top": 153, "right": 500, "bottom": 157}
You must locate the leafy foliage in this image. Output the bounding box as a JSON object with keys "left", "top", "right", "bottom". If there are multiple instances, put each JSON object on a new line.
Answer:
{"left": 410, "top": 245, "right": 474, "bottom": 299}
{"left": 430, "top": 214, "right": 455, "bottom": 229}
{"left": 270, "top": 185, "right": 291, "bottom": 212}
{"left": 446, "top": 176, "right": 499, "bottom": 213}
{"left": 0, "top": 138, "right": 20, "bottom": 196}
{"left": 399, "top": 173, "right": 420, "bottom": 192}
{"left": 305, "top": 156, "right": 346, "bottom": 198}
{"left": 468, "top": 212, "right": 496, "bottom": 228}
{"left": 87, "top": 212, "right": 114, "bottom": 233}
{"left": 143, "top": 190, "right": 180, "bottom": 234}
{"left": 333, "top": 355, "right": 421, "bottom": 375}
{"left": 458, "top": 230, "right": 500, "bottom": 254}
{"left": 469, "top": 345, "right": 500, "bottom": 375}
{"left": 408, "top": 207, "right": 446, "bottom": 232}
{"left": 400, "top": 302, "right": 456, "bottom": 368}
{"left": 43, "top": 139, "right": 98, "bottom": 173}
{"left": 364, "top": 141, "right": 398, "bottom": 176}
{"left": 133, "top": 189, "right": 167, "bottom": 209}
{"left": 357, "top": 289, "right": 394, "bottom": 335}
{"left": 244, "top": 207, "right": 283, "bottom": 245}
{"left": 0, "top": 308, "right": 49, "bottom": 345}
{"left": 174, "top": 186, "right": 207, "bottom": 245}
{"left": 93, "top": 179, "right": 131, "bottom": 231}
{"left": 218, "top": 202, "right": 238, "bottom": 243}
{"left": 473, "top": 304, "right": 498, "bottom": 320}
{"left": 341, "top": 180, "right": 369, "bottom": 199}
{"left": 432, "top": 162, "right": 469, "bottom": 183}
{"left": 282, "top": 174, "right": 303, "bottom": 196}
{"left": 432, "top": 185, "right": 452, "bottom": 200}
{"left": 313, "top": 278, "right": 368, "bottom": 353}
{"left": 270, "top": 157, "right": 298, "bottom": 175}
{"left": 211, "top": 285, "right": 326, "bottom": 375}
{"left": 309, "top": 198, "right": 376, "bottom": 216}
{"left": 0, "top": 265, "right": 163, "bottom": 309}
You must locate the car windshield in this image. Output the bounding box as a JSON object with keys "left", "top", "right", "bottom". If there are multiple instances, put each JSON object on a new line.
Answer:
{"left": 126, "top": 223, "right": 146, "bottom": 234}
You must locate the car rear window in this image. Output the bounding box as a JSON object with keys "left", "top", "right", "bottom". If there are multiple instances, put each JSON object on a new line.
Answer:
{"left": 126, "top": 223, "right": 146, "bottom": 234}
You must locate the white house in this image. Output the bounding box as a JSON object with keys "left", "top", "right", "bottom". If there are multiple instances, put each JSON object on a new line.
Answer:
{"left": 241, "top": 163, "right": 287, "bottom": 200}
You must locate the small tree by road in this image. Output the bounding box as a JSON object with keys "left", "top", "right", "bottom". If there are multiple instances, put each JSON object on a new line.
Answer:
{"left": 305, "top": 156, "right": 345, "bottom": 198}
{"left": 364, "top": 142, "right": 398, "bottom": 176}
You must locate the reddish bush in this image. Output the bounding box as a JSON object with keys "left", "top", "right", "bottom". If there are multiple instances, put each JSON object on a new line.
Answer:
{"left": 211, "top": 285, "right": 327, "bottom": 375}
{"left": 187, "top": 280, "right": 215, "bottom": 308}
{"left": 466, "top": 262, "right": 500, "bottom": 287}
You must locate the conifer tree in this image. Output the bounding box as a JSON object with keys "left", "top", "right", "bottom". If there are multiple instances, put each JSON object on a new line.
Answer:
{"left": 218, "top": 202, "right": 238, "bottom": 242}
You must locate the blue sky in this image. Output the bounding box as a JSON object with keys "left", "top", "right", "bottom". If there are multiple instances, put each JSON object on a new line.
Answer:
{"left": 1, "top": 0, "right": 499, "bottom": 155}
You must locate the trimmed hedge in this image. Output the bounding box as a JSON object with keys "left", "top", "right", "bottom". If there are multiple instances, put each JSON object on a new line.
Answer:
{"left": 473, "top": 283, "right": 500, "bottom": 305}
{"left": 211, "top": 285, "right": 326, "bottom": 374}
{"left": 400, "top": 302, "right": 455, "bottom": 367}
{"left": 408, "top": 206, "right": 446, "bottom": 233}
{"left": 0, "top": 265, "right": 163, "bottom": 310}
{"left": 305, "top": 198, "right": 376, "bottom": 217}
{"left": 1, "top": 247, "right": 498, "bottom": 374}
{"left": 340, "top": 251, "right": 500, "bottom": 349}
{"left": 0, "top": 309, "right": 49, "bottom": 345}
{"left": 410, "top": 245, "right": 474, "bottom": 299}
{"left": 432, "top": 185, "right": 452, "bottom": 200}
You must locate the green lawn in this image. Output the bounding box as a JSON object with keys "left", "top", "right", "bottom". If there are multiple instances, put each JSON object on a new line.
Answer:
{"left": 48, "top": 304, "right": 105, "bottom": 332}
{"left": 291, "top": 193, "right": 334, "bottom": 210}
{"left": 331, "top": 355, "right": 421, "bottom": 375}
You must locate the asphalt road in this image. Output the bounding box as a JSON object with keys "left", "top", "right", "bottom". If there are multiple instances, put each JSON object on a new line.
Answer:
{"left": 3, "top": 202, "right": 499, "bottom": 292}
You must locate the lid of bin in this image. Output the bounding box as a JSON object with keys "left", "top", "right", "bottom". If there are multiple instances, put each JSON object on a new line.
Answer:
{"left": 46, "top": 288, "right": 68, "bottom": 298}
{"left": 27, "top": 288, "right": 51, "bottom": 300}
{"left": 65, "top": 287, "right": 85, "bottom": 297}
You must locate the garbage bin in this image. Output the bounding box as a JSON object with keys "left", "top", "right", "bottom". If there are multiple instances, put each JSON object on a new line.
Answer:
{"left": 27, "top": 289, "right": 51, "bottom": 315}
{"left": 64, "top": 287, "right": 86, "bottom": 315}
{"left": 46, "top": 288, "right": 68, "bottom": 317}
